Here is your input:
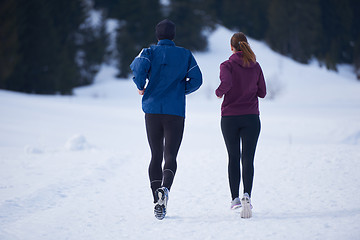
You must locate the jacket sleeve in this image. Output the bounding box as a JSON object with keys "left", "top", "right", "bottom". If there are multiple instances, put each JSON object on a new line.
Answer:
{"left": 185, "top": 52, "right": 202, "bottom": 95}
{"left": 215, "top": 61, "right": 232, "bottom": 97}
{"left": 257, "top": 64, "right": 266, "bottom": 98}
{"left": 130, "top": 48, "right": 152, "bottom": 90}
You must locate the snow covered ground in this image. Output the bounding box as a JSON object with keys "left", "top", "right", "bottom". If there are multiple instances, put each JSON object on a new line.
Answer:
{"left": 1, "top": 26, "right": 360, "bottom": 240}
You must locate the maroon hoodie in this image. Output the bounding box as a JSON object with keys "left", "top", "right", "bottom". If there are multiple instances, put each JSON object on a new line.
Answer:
{"left": 215, "top": 52, "right": 266, "bottom": 116}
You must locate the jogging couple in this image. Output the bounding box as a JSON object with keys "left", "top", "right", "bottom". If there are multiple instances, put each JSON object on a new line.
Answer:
{"left": 130, "top": 19, "right": 267, "bottom": 220}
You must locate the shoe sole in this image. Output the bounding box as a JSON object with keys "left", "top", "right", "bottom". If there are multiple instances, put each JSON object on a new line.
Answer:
{"left": 154, "top": 188, "right": 167, "bottom": 220}
{"left": 240, "top": 197, "right": 252, "bottom": 218}
{"left": 231, "top": 204, "right": 242, "bottom": 210}
{"left": 154, "top": 204, "right": 166, "bottom": 220}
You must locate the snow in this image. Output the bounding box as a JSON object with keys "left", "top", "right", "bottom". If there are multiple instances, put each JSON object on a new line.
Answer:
{"left": 64, "top": 134, "right": 93, "bottom": 151}
{"left": 1, "top": 26, "right": 360, "bottom": 240}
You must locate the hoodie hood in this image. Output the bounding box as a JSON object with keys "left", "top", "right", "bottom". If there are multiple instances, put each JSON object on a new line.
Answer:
{"left": 229, "top": 51, "right": 257, "bottom": 68}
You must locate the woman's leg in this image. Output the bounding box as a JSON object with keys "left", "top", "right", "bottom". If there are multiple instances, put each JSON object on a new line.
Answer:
{"left": 240, "top": 115, "right": 260, "bottom": 197}
{"left": 221, "top": 116, "right": 241, "bottom": 200}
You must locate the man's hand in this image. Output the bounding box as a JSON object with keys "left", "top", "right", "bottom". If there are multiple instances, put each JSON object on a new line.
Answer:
{"left": 138, "top": 89, "right": 145, "bottom": 95}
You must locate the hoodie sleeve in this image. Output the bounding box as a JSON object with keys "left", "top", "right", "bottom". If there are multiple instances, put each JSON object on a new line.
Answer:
{"left": 257, "top": 64, "right": 266, "bottom": 98}
{"left": 215, "top": 61, "right": 232, "bottom": 97}
{"left": 130, "top": 48, "right": 152, "bottom": 90}
{"left": 185, "top": 52, "right": 202, "bottom": 95}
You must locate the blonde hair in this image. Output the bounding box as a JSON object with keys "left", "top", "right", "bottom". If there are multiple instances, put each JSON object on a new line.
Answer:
{"left": 231, "top": 32, "right": 256, "bottom": 66}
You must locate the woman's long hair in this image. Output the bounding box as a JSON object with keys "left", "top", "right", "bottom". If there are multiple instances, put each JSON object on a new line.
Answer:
{"left": 231, "top": 32, "right": 256, "bottom": 66}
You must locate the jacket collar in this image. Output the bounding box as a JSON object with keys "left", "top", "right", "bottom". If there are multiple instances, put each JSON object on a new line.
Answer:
{"left": 157, "top": 39, "right": 175, "bottom": 46}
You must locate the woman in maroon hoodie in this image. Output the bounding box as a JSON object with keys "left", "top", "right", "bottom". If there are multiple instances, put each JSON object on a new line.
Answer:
{"left": 215, "top": 32, "right": 266, "bottom": 218}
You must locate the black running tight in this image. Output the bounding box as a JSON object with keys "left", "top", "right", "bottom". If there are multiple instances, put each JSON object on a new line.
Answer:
{"left": 221, "top": 114, "right": 260, "bottom": 200}
{"left": 145, "top": 113, "right": 185, "bottom": 202}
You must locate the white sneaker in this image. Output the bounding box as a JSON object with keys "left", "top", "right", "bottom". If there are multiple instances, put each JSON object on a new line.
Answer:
{"left": 240, "top": 193, "right": 252, "bottom": 218}
{"left": 231, "top": 197, "right": 242, "bottom": 210}
{"left": 154, "top": 187, "right": 169, "bottom": 220}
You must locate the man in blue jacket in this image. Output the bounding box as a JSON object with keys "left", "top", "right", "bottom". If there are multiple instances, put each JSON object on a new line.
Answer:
{"left": 130, "top": 19, "right": 202, "bottom": 220}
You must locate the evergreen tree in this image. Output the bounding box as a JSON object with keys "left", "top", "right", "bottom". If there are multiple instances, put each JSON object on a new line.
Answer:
{"left": 94, "top": 0, "right": 215, "bottom": 77}
{"left": 319, "top": 0, "right": 353, "bottom": 70}
{"left": 8, "top": 0, "right": 61, "bottom": 93}
{"left": 167, "top": 0, "right": 215, "bottom": 51}
{"left": 219, "top": 0, "right": 269, "bottom": 40}
{"left": 2, "top": 0, "right": 359, "bottom": 94}
{"left": 48, "top": 0, "right": 86, "bottom": 93}
{"left": 350, "top": 0, "right": 360, "bottom": 79}
{"left": 267, "top": 0, "right": 322, "bottom": 64}
{"left": 114, "top": 0, "right": 162, "bottom": 78}
{"left": 76, "top": 10, "right": 108, "bottom": 86}
{"left": 1, "top": 0, "right": 105, "bottom": 94}
{"left": 0, "top": 0, "right": 19, "bottom": 89}
{"left": 196, "top": 0, "right": 220, "bottom": 26}
{"left": 93, "top": 0, "right": 120, "bottom": 18}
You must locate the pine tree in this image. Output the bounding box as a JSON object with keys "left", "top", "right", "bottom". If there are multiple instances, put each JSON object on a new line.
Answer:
{"left": 48, "top": 0, "right": 86, "bottom": 93}
{"left": 0, "top": 0, "right": 19, "bottom": 89}
{"left": 319, "top": 0, "right": 353, "bottom": 70}
{"left": 350, "top": 0, "right": 360, "bottom": 79}
{"left": 2, "top": 0, "right": 102, "bottom": 94}
{"left": 167, "top": 0, "right": 214, "bottom": 51}
{"left": 76, "top": 8, "right": 108, "bottom": 86}
{"left": 114, "top": 0, "right": 162, "bottom": 78}
{"left": 219, "top": 0, "right": 269, "bottom": 40}
{"left": 8, "top": 0, "right": 60, "bottom": 93}
{"left": 267, "top": 0, "right": 322, "bottom": 64}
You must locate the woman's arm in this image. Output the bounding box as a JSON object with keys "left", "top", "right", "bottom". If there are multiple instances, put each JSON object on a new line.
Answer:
{"left": 257, "top": 65, "right": 266, "bottom": 98}
{"left": 215, "top": 61, "right": 232, "bottom": 98}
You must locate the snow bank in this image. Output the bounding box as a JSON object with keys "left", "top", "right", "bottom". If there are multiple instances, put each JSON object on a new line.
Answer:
{"left": 64, "top": 134, "right": 92, "bottom": 151}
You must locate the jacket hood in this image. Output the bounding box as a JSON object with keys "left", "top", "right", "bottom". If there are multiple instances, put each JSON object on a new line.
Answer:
{"left": 229, "top": 52, "right": 257, "bottom": 68}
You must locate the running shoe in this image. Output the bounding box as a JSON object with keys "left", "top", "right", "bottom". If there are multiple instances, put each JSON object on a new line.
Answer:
{"left": 154, "top": 187, "right": 169, "bottom": 220}
{"left": 240, "top": 193, "right": 252, "bottom": 218}
{"left": 231, "top": 197, "right": 242, "bottom": 210}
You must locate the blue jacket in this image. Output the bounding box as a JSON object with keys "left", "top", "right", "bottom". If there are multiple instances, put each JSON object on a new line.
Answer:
{"left": 130, "top": 39, "right": 202, "bottom": 117}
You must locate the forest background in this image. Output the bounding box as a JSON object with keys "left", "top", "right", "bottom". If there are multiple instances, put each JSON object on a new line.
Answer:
{"left": 1, "top": 0, "right": 359, "bottom": 95}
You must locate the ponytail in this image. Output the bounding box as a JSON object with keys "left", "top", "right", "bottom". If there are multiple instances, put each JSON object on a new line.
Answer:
{"left": 231, "top": 32, "right": 256, "bottom": 66}
{"left": 239, "top": 41, "right": 256, "bottom": 66}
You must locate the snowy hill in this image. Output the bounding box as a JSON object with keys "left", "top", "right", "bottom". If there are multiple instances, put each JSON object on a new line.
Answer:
{"left": 1, "top": 26, "right": 360, "bottom": 240}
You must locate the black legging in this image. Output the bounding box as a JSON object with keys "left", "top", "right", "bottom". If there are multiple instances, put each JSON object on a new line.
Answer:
{"left": 221, "top": 114, "right": 260, "bottom": 200}
{"left": 145, "top": 113, "right": 185, "bottom": 202}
